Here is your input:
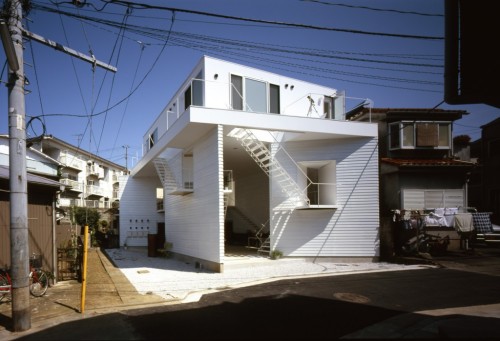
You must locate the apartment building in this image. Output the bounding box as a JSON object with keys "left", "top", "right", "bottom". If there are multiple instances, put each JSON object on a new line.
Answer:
{"left": 31, "top": 135, "right": 127, "bottom": 226}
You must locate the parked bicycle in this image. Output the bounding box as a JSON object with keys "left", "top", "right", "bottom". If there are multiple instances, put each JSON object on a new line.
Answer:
{"left": 0, "top": 254, "right": 49, "bottom": 302}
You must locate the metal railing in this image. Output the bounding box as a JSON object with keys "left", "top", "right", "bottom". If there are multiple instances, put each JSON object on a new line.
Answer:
{"left": 140, "top": 78, "right": 346, "bottom": 160}
{"left": 60, "top": 178, "right": 83, "bottom": 192}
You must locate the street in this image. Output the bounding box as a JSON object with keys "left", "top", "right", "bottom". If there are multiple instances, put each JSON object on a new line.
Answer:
{"left": 13, "top": 261, "right": 500, "bottom": 340}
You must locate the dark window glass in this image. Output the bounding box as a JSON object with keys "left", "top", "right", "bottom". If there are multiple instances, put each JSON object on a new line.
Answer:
{"left": 270, "top": 84, "right": 280, "bottom": 114}
{"left": 231, "top": 75, "right": 243, "bottom": 110}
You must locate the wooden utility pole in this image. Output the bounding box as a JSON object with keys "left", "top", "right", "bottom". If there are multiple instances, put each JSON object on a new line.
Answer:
{"left": 1, "top": 0, "right": 116, "bottom": 331}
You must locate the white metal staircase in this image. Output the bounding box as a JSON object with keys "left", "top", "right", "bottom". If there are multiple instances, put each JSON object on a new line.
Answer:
{"left": 229, "top": 128, "right": 309, "bottom": 207}
{"left": 153, "top": 158, "right": 178, "bottom": 192}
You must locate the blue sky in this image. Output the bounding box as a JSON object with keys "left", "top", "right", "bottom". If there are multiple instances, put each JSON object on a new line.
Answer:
{"left": 1, "top": 0, "right": 498, "bottom": 168}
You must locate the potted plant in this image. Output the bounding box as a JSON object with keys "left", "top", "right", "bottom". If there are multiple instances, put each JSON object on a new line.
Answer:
{"left": 270, "top": 249, "right": 283, "bottom": 260}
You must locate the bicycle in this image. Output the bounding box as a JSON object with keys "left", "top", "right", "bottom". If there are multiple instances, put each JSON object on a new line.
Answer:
{"left": 0, "top": 254, "right": 49, "bottom": 302}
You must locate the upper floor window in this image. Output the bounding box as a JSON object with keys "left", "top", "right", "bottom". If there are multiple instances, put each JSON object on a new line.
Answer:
{"left": 230, "top": 74, "right": 280, "bottom": 114}
{"left": 184, "top": 71, "right": 204, "bottom": 110}
{"left": 148, "top": 128, "right": 158, "bottom": 151}
{"left": 389, "top": 121, "right": 451, "bottom": 150}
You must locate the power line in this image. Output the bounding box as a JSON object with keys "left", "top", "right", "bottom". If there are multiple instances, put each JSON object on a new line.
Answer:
{"left": 102, "top": 0, "right": 443, "bottom": 40}
{"left": 301, "top": 0, "right": 444, "bottom": 17}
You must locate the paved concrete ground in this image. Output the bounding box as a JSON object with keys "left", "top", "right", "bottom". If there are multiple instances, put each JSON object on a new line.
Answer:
{"left": 0, "top": 248, "right": 169, "bottom": 339}
{"left": 0, "top": 245, "right": 499, "bottom": 339}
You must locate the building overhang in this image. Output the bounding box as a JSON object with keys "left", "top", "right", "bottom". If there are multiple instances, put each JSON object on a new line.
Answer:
{"left": 132, "top": 107, "right": 378, "bottom": 178}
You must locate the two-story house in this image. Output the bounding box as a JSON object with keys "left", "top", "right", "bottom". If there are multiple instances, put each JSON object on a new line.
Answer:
{"left": 119, "top": 56, "right": 380, "bottom": 272}
{"left": 346, "top": 107, "right": 475, "bottom": 257}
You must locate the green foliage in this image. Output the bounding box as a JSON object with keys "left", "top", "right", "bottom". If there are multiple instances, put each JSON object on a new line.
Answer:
{"left": 73, "top": 207, "right": 101, "bottom": 230}
{"left": 270, "top": 249, "right": 283, "bottom": 260}
{"left": 453, "top": 134, "right": 471, "bottom": 146}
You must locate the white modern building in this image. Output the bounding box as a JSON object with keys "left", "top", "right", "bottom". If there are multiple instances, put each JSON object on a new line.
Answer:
{"left": 120, "top": 56, "right": 380, "bottom": 272}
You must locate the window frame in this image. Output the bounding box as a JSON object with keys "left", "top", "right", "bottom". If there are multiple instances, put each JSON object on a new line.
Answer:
{"left": 389, "top": 121, "right": 452, "bottom": 150}
{"left": 230, "top": 73, "right": 280, "bottom": 114}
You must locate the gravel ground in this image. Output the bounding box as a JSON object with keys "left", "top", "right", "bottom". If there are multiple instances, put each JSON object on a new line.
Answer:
{"left": 105, "top": 247, "right": 431, "bottom": 301}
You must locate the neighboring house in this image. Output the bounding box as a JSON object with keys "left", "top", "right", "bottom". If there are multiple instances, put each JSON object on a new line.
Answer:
{"left": 346, "top": 107, "right": 474, "bottom": 256}
{"left": 0, "top": 164, "right": 62, "bottom": 278}
{"left": 120, "top": 55, "right": 380, "bottom": 272}
{"left": 31, "top": 135, "right": 128, "bottom": 231}
{"left": 466, "top": 118, "right": 500, "bottom": 225}
{"left": 0, "top": 134, "right": 60, "bottom": 180}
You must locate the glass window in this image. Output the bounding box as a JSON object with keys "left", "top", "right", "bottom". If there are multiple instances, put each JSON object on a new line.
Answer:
{"left": 192, "top": 71, "right": 203, "bottom": 106}
{"left": 148, "top": 128, "right": 158, "bottom": 150}
{"left": 269, "top": 84, "right": 280, "bottom": 114}
{"left": 389, "top": 123, "right": 400, "bottom": 149}
{"left": 184, "top": 86, "right": 191, "bottom": 109}
{"left": 231, "top": 75, "right": 243, "bottom": 110}
{"left": 438, "top": 123, "right": 450, "bottom": 147}
{"left": 416, "top": 123, "right": 438, "bottom": 147}
{"left": 402, "top": 123, "right": 415, "bottom": 147}
{"left": 245, "top": 78, "right": 267, "bottom": 113}
{"left": 323, "top": 96, "right": 333, "bottom": 119}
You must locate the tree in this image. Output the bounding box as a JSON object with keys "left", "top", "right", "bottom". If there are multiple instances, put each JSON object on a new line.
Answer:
{"left": 453, "top": 134, "right": 471, "bottom": 146}
{"left": 72, "top": 207, "right": 101, "bottom": 231}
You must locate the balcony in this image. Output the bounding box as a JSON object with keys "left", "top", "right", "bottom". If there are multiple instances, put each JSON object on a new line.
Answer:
{"left": 60, "top": 178, "right": 83, "bottom": 192}
{"left": 59, "top": 154, "right": 83, "bottom": 170}
{"left": 140, "top": 77, "right": 346, "bottom": 160}
{"left": 85, "top": 185, "right": 104, "bottom": 197}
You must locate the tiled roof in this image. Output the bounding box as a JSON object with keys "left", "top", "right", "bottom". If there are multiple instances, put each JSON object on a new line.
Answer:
{"left": 381, "top": 158, "right": 475, "bottom": 167}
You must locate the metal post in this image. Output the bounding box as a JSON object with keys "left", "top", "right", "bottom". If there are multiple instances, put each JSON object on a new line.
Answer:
{"left": 123, "top": 145, "right": 129, "bottom": 172}
{"left": 80, "top": 225, "right": 88, "bottom": 314}
{"left": 6, "top": 0, "right": 30, "bottom": 331}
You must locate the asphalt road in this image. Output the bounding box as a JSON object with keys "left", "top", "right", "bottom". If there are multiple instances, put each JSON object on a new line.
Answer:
{"left": 13, "top": 263, "right": 500, "bottom": 340}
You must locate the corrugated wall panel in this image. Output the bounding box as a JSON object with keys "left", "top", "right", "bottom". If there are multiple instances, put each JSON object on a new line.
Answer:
{"left": 271, "top": 137, "right": 379, "bottom": 257}
{"left": 119, "top": 176, "right": 162, "bottom": 247}
{"left": 165, "top": 127, "right": 221, "bottom": 263}
{"left": 0, "top": 200, "right": 56, "bottom": 274}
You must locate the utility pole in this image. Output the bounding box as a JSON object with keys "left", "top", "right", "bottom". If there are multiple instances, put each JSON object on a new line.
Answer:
{"left": 3, "top": 0, "right": 30, "bottom": 331}
{"left": 1, "top": 0, "right": 116, "bottom": 331}
{"left": 122, "top": 145, "right": 129, "bottom": 172}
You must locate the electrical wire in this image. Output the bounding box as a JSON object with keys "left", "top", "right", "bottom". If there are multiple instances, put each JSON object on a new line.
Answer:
{"left": 101, "top": 0, "right": 443, "bottom": 40}
{"left": 96, "top": 5, "right": 131, "bottom": 154}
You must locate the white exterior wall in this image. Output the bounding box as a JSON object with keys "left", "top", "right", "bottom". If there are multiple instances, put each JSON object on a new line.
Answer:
{"left": 119, "top": 175, "right": 162, "bottom": 247}
{"left": 142, "top": 56, "right": 342, "bottom": 156}
{"left": 203, "top": 57, "right": 338, "bottom": 118}
{"left": 164, "top": 126, "right": 223, "bottom": 263}
{"left": 270, "top": 137, "right": 380, "bottom": 257}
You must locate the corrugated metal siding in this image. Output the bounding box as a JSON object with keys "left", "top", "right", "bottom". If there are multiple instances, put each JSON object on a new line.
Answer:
{"left": 119, "top": 176, "right": 162, "bottom": 247}
{"left": 271, "top": 137, "right": 380, "bottom": 257}
{"left": 165, "top": 127, "right": 222, "bottom": 263}
{"left": 0, "top": 200, "right": 56, "bottom": 274}
{"left": 28, "top": 203, "right": 55, "bottom": 270}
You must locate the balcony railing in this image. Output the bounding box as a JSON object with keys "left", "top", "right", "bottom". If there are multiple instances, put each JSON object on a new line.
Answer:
{"left": 59, "top": 154, "right": 83, "bottom": 170}
{"left": 58, "top": 198, "right": 112, "bottom": 209}
{"left": 60, "top": 178, "right": 83, "bottom": 192}
{"left": 85, "top": 185, "right": 104, "bottom": 197}
{"left": 157, "top": 199, "right": 164, "bottom": 211}
{"left": 140, "top": 78, "right": 346, "bottom": 162}
{"left": 303, "top": 182, "right": 337, "bottom": 208}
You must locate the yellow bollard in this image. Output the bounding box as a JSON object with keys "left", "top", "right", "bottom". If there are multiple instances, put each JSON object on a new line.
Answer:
{"left": 80, "top": 225, "right": 88, "bottom": 313}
